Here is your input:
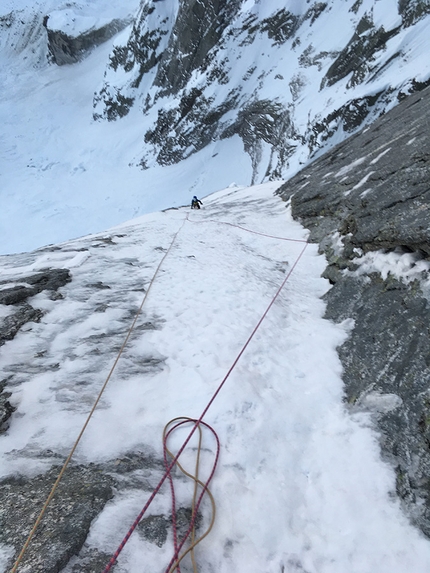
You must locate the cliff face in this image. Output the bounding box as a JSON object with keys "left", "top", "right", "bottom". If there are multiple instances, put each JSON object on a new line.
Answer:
{"left": 278, "top": 85, "right": 430, "bottom": 537}
{"left": 93, "top": 0, "right": 430, "bottom": 180}
{"left": 44, "top": 15, "right": 131, "bottom": 66}
{"left": 0, "top": 2, "right": 137, "bottom": 67}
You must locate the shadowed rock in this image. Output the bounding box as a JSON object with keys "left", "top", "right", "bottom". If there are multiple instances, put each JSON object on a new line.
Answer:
{"left": 44, "top": 15, "right": 132, "bottom": 66}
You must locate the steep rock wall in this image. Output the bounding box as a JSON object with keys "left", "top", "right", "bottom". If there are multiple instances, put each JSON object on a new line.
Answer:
{"left": 278, "top": 85, "right": 430, "bottom": 537}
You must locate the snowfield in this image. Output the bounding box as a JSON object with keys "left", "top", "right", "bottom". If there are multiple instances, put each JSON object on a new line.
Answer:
{"left": 1, "top": 0, "right": 430, "bottom": 255}
{"left": 1, "top": 184, "right": 430, "bottom": 572}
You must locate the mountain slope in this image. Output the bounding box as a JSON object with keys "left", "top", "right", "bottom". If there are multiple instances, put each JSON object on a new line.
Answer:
{"left": 1, "top": 0, "right": 430, "bottom": 255}
{"left": 1, "top": 184, "right": 430, "bottom": 572}
{"left": 95, "top": 0, "right": 430, "bottom": 180}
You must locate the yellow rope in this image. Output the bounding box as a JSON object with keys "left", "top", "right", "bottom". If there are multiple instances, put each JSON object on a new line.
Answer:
{"left": 10, "top": 215, "right": 189, "bottom": 573}
{"left": 163, "top": 417, "right": 217, "bottom": 573}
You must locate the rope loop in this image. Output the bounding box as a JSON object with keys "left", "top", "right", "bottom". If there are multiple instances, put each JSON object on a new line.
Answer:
{"left": 163, "top": 417, "right": 220, "bottom": 573}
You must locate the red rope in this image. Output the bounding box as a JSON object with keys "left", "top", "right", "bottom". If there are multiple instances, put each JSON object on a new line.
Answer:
{"left": 188, "top": 217, "right": 308, "bottom": 243}
{"left": 101, "top": 240, "right": 308, "bottom": 572}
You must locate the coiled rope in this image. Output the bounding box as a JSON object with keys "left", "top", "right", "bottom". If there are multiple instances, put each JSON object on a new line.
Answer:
{"left": 163, "top": 417, "right": 219, "bottom": 573}
{"left": 9, "top": 213, "right": 189, "bottom": 573}
{"left": 101, "top": 238, "right": 309, "bottom": 572}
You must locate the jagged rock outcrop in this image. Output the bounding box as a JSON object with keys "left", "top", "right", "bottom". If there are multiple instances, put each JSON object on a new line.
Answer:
{"left": 278, "top": 85, "right": 430, "bottom": 537}
{"left": 44, "top": 15, "right": 131, "bottom": 66}
{"left": 153, "top": 0, "right": 242, "bottom": 94}
{"left": 93, "top": 0, "right": 430, "bottom": 182}
{"left": 0, "top": 4, "right": 134, "bottom": 68}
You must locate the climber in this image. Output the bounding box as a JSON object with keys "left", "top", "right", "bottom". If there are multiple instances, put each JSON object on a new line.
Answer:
{"left": 191, "top": 196, "right": 203, "bottom": 209}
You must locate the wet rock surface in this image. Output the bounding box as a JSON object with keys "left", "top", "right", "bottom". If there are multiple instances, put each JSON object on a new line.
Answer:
{"left": 278, "top": 86, "right": 430, "bottom": 536}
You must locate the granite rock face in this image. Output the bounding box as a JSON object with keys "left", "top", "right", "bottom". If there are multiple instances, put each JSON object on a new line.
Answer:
{"left": 0, "top": 464, "right": 115, "bottom": 573}
{"left": 44, "top": 16, "right": 131, "bottom": 66}
{"left": 278, "top": 85, "right": 430, "bottom": 537}
{"left": 93, "top": 0, "right": 430, "bottom": 180}
{"left": 0, "top": 452, "right": 166, "bottom": 573}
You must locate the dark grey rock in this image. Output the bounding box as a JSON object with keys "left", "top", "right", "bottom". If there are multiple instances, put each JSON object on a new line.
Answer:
{"left": 0, "top": 451, "right": 166, "bottom": 572}
{"left": 278, "top": 85, "right": 430, "bottom": 537}
{"left": 0, "top": 464, "right": 115, "bottom": 573}
{"left": 174, "top": 506, "right": 202, "bottom": 541}
{"left": 138, "top": 514, "right": 169, "bottom": 547}
{"left": 278, "top": 85, "right": 430, "bottom": 254}
{"left": 0, "top": 303, "right": 43, "bottom": 346}
{"left": 306, "top": 91, "right": 385, "bottom": 156}
{"left": 0, "top": 378, "right": 15, "bottom": 433}
{"left": 0, "top": 269, "right": 71, "bottom": 347}
{"left": 143, "top": 87, "right": 239, "bottom": 167}
{"left": 69, "top": 548, "right": 113, "bottom": 573}
{"left": 93, "top": 0, "right": 429, "bottom": 176}
{"left": 0, "top": 268, "right": 72, "bottom": 433}
{"left": 399, "top": 0, "right": 430, "bottom": 26}
{"left": 44, "top": 16, "right": 132, "bottom": 66}
{"left": 0, "top": 269, "right": 71, "bottom": 305}
{"left": 260, "top": 8, "right": 299, "bottom": 45}
{"left": 154, "top": 0, "right": 242, "bottom": 94}
{"left": 221, "top": 99, "right": 295, "bottom": 183}
{"left": 137, "top": 506, "right": 202, "bottom": 548}
{"left": 322, "top": 14, "right": 400, "bottom": 89}
{"left": 324, "top": 273, "right": 430, "bottom": 535}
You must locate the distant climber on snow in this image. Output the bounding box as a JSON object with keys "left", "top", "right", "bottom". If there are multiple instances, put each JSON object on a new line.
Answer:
{"left": 191, "top": 196, "right": 203, "bottom": 209}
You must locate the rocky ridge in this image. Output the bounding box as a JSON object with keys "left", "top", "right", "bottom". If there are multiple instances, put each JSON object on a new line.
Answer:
{"left": 93, "top": 0, "right": 430, "bottom": 181}
{"left": 278, "top": 84, "right": 430, "bottom": 537}
{"left": 0, "top": 2, "right": 137, "bottom": 67}
{"left": 43, "top": 15, "right": 132, "bottom": 66}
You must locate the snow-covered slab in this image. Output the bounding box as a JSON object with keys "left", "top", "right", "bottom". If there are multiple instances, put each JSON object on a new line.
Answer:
{"left": 1, "top": 184, "right": 430, "bottom": 572}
